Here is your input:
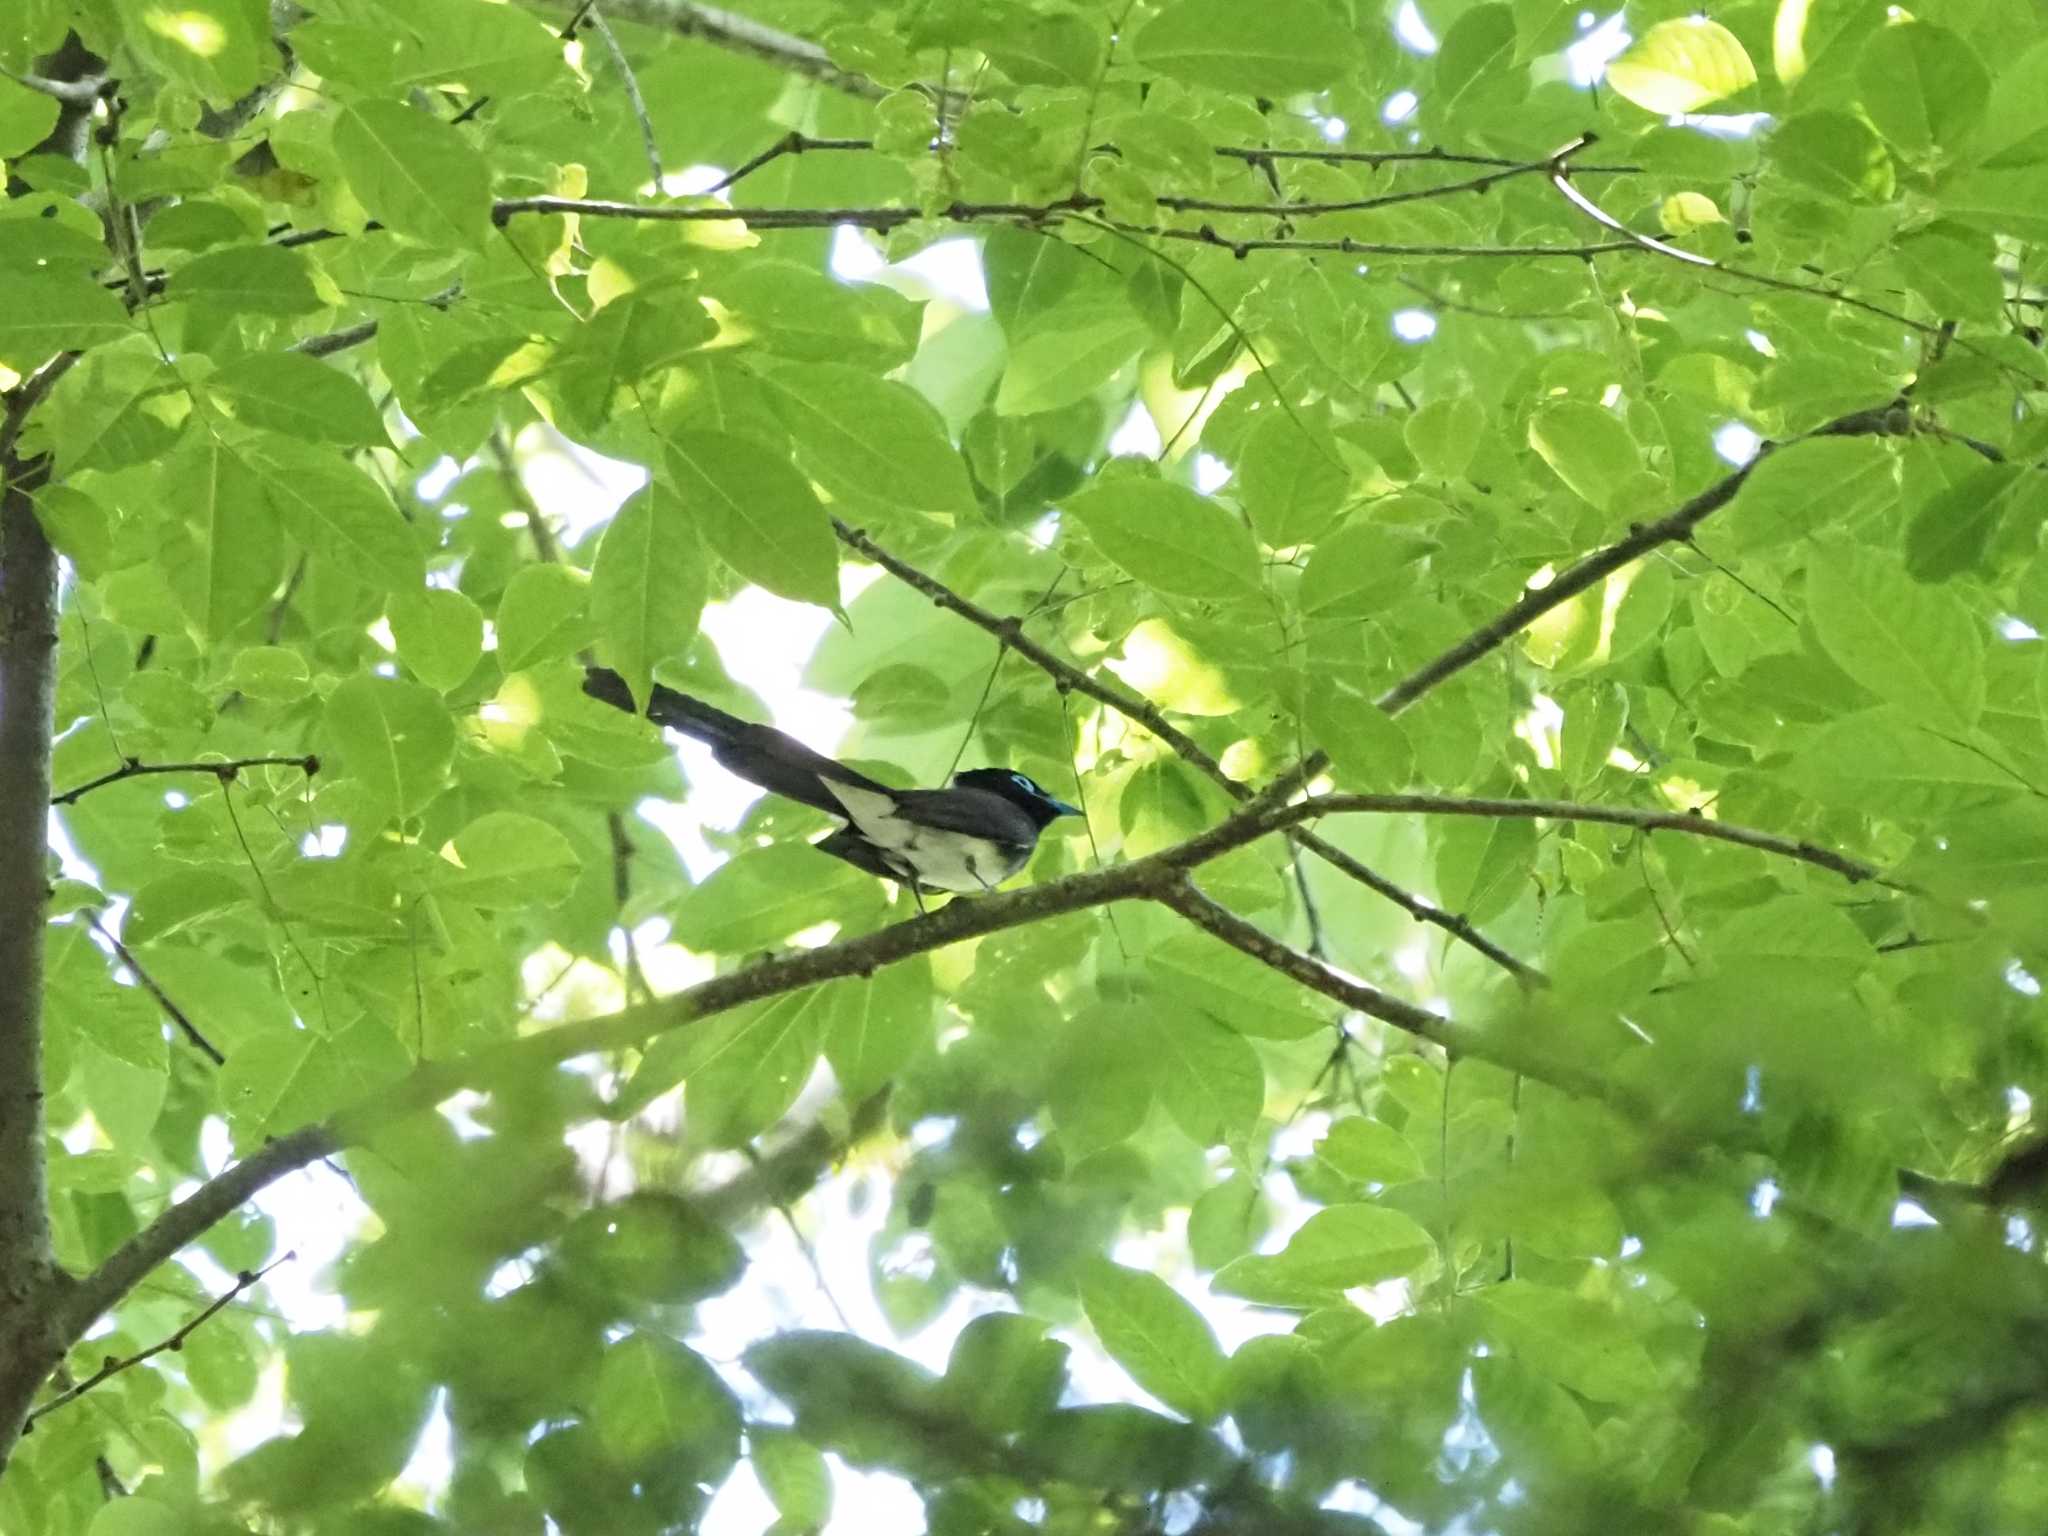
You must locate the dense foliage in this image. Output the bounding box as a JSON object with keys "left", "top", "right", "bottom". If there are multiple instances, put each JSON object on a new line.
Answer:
{"left": 3, "top": 0, "right": 2048, "bottom": 1532}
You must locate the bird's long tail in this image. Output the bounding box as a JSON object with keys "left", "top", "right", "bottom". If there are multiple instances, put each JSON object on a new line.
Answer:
{"left": 582, "top": 665, "right": 892, "bottom": 817}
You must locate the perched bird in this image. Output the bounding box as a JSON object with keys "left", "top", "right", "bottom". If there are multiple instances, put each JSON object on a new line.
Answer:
{"left": 583, "top": 667, "right": 1080, "bottom": 910}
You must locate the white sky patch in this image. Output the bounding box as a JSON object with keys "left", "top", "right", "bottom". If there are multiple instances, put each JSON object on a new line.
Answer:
{"left": 661, "top": 163, "right": 731, "bottom": 197}
{"left": 1108, "top": 401, "right": 1164, "bottom": 457}
{"left": 1391, "top": 308, "right": 1437, "bottom": 342}
{"left": 1393, "top": 0, "right": 1438, "bottom": 53}
{"left": 1713, "top": 421, "right": 1762, "bottom": 465}
{"left": 1674, "top": 111, "right": 1774, "bottom": 138}
{"left": 414, "top": 454, "right": 463, "bottom": 502}
{"left": 1809, "top": 1444, "right": 1836, "bottom": 1491}
{"left": 1194, "top": 452, "right": 1231, "bottom": 493}
{"left": 1319, "top": 115, "right": 1349, "bottom": 142}
{"left": 517, "top": 427, "right": 647, "bottom": 546}
{"left": 1999, "top": 615, "right": 2040, "bottom": 641}
{"left": 831, "top": 227, "right": 990, "bottom": 312}
{"left": 1566, "top": 12, "right": 1630, "bottom": 86}
{"left": 1382, "top": 90, "right": 1419, "bottom": 124}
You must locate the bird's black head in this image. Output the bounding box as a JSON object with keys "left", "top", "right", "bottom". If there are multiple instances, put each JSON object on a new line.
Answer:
{"left": 954, "top": 768, "right": 1082, "bottom": 828}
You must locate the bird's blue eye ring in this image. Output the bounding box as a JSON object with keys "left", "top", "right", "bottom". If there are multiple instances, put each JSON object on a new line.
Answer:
{"left": 1011, "top": 772, "right": 1036, "bottom": 794}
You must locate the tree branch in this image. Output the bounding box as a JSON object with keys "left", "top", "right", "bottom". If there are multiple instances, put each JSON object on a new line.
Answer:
{"left": 562, "top": 0, "right": 890, "bottom": 99}
{"left": 1152, "top": 878, "right": 1617, "bottom": 1103}
{"left": 0, "top": 402, "right": 66, "bottom": 1466}
{"left": 1239, "top": 399, "right": 1917, "bottom": 819}
{"left": 50, "top": 753, "right": 320, "bottom": 808}
{"left": 86, "top": 913, "right": 226, "bottom": 1066}
{"left": 586, "top": 5, "right": 665, "bottom": 186}
{"left": 831, "top": 518, "right": 1541, "bottom": 983}
{"left": 58, "top": 775, "right": 1883, "bottom": 1350}
{"left": 63, "top": 1126, "right": 336, "bottom": 1347}
{"left": 26, "top": 1251, "right": 293, "bottom": 1430}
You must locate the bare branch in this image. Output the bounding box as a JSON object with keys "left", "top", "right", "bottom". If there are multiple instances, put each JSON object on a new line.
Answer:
{"left": 1374, "top": 401, "right": 1909, "bottom": 717}
{"left": 86, "top": 913, "right": 226, "bottom": 1066}
{"left": 1153, "top": 879, "right": 1620, "bottom": 1103}
{"left": 65, "top": 1126, "right": 335, "bottom": 1345}
{"left": 291, "top": 284, "right": 461, "bottom": 358}
{"left": 51, "top": 753, "right": 320, "bottom": 808}
{"left": 587, "top": 6, "right": 665, "bottom": 186}
{"left": 578, "top": 0, "right": 891, "bottom": 99}
{"left": 832, "top": 519, "right": 1542, "bottom": 983}
{"left": 27, "top": 1252, "right": 294, "bottom": 1430}
{"left": 1546, "top": 164, "right": 1947, "bottom": 341}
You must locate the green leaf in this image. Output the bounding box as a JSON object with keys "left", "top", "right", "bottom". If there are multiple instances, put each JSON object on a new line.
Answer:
{"left": 1147, "top": 933, "right": 1329, "bottom": 1039}
{"left": 590, "top": 483, "right": 705, "bottom": 703}
{"left": 496, "top": 563, "right": 591, "bottom": 672}
{"left": 239, "top": 434, "right": 424, "bottom": 592}
{"left": 0, "top": 75, "right": 58, "bottom": 157}
{"left": 592, "top": 1333, "right": 741, "bottom": 1476}
{"left": 172, "top": 244, "right": 323, "bottom": 315}
{"left": 433, "top": 812, "right": 581, "bottom": 908}
{"left": 0, "top": 272, "right": 131, "bottom": 368}
{"left": 1526, "top": 401, "right": 1640, "bottom": 511}
{"left": 1317, "top": 1117, "right": 1424, "bottom": 1185}
{"left": 752, "top": 1428, "right": 832, "bottom": 1526}
{"left": 332, "top": 99, "right": 491, "bottom": 250}
{"left": 1307, "top": 681, "right": 1414, "bottom": 790}
{"left": 1904, "top": 462, "right": 2023, "bottom": 582}
{"left": 387, "top": 585, "right": 484, "bottom": 692}
{"left": 1473, "top": 1280, "right": 1658, "bottom": 1403}
{"left": 113, "top": 0, "right": 267, "bottom": 105}
{"left": 1404, "top": 395, "right": 1485, "bottom": 482}
{"left": 1050, "top": 1003, "right": 1161, "bottom": 1155}
{"left": 1721, "top": 437, "right": 1897, "bottom": 551}
{"left": 1770, "top": 110, "right": 1896, "bottom": 203}
{"left": 163, "top": 432, "right": 282, "bottom": 641}
{"left": 757, "top": 360, "right": 977, "bottom": 515}
{"left": 1214, "top": 1204, "right": 1436, "bottom": 1307}
{"left": 1298, "top": 516, "right": 1439, "bottom": 620}
{"left": 1234, "top": 412, "right": 1348, "bottom": 547}
{"left": 823, "top": 959, "right": 933, "bottom": 1100}
{"left": 1433, "top": 812, "right": 1537, "bottom": 925}
{"left": 1708, "top": 895, "right": 1872, "bottom": 988}
{"left": 1790, "top": 706, "right": 2020, "bottom": 813}
{"left": 1064, "top": 479, "right": 1262, "bottom": 600}
{"left": 666, "top": 430, "right": 841, "bottom": 612}
{"left": 1806, "top": 546, "right": 1984, "bottom": 731}
{"left": 1858, "top": 22, "right": 1990, "bottom": 156}
{"left": 1605, "top": 17, "right": 1756, "bottom": 114}
{"left": 206, "top": 352, "right": 388, "bottom": 447}
{"left": 672, "top": 843, "right": 871, "bottom": 953}
{"left": 648, "top": 988, "right": 829, "bottom": 1146}
{"left": 1139, "top": 1009, "right": 1263, "bottom": 1146}
{"left": 1080, "top": 1260, "right": 1226, "bottom": 1422}
{"left": 1131, "top": 0, "right": 1364, "bottom": 96}
{"left": 995, "top": 306, "right": 1153, "bottom": 416}
{"left": 984, "top": 225, "right": 1098, "bottom": 334}
{"left": 322, "top": 673, "right": 456, "bottom": 827}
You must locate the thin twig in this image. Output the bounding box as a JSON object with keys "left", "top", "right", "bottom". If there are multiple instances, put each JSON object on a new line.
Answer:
{"left": 1547, "top": 162, "right": 1948, "bottom": 342}
{"left": 27, "top": 1251, "right": 294, "bottom": 1428}
{"left": 50, "top": 754, "right": 320, "bottom": 808}
{"left": 86, "top": 913, "right": 226, "bottom": 1065}
{"left": 831, "top": 519, "right": 1542, "bottom": 981}
{"left": 587, "top": 7, "right": 664, "bottom": 186}
{"left": 703, "top": 132, "right": 870, "bottom": 196}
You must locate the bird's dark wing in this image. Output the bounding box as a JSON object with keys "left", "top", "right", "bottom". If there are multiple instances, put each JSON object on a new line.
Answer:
{"left": 812, "top": 828, "right": 926, "bottom": 887}
{"left": 584, "top": 666, "right": 897, "bottom": 818}
{"left": 885, "top": 787, "right": 1039, "bottom": 853}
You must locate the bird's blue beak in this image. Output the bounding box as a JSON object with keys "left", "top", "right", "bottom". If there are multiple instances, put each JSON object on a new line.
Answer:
{"left": 1048, "top": 796, "right": 1082, "bottom": 818}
